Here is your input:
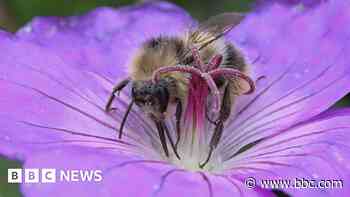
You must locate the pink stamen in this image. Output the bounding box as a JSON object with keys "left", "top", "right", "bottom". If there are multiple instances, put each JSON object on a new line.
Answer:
{"left": 206, "top": 54, "right": 223, "bottom": 72}
{"left": 152, "top": 66, "right": 221, "bottom": 112}
{"left": 152, "top": 47, "right": 255, "bottom": 118}
{"left": 201, "top": 73, "right": 221, "bottom": 112}
{"left": 152, "top": 65, "right": 222, "bottom": 112}
{"left": 191, "top": 47, "right": 204, "bottom": 70}
{"left": 152, "top": 65, "right": 202, "bottom": 83}
{"left": 209, "top": 68, "right": 255, "bottom": 95}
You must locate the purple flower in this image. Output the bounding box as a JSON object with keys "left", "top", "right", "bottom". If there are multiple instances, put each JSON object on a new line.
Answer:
{"left": 257, "top": 0, "right": 327, "bottom": 7}
{"left": 1, "top": 1, "right": 350, "bottom": 196}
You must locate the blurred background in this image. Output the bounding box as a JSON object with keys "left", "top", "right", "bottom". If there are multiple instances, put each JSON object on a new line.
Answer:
{"left": 0, "top": 0, "right": 255, "bottom": 32}
{"left": 0, "top": 0, "right": 348, "bottom": 196}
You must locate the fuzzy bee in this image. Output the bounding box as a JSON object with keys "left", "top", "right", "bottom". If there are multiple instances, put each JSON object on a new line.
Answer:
{"left": 105, "top": 13, "right": 255, "bottom": 164}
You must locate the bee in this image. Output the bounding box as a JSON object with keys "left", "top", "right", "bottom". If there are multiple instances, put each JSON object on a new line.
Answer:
{"left": 105, "top": 13, "right": 255, "bottom": 164}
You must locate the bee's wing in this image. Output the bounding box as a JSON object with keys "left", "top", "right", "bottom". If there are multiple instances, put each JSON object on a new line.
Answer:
{"left": 189, "top": 12, "right": 245, "bottom": 48}
{"left": 176, "top": 13, "right": 245, "bottom": 64}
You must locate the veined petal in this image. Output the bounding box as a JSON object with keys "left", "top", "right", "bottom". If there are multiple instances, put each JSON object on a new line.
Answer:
{"left": 21, "top": 145, "right": 276, "bottom": 197}
{"left": 257, "top": 0, "right": 327, "bottom": 8}
{"left": 220, "top": 0, "right": 350, "bottom": 152}
{"left": 1, "top": 0, "right": 350, "bottom": 197}
{"left": 0, "top": 2, "right": 192, "bottom": 160}
{"left": 0, "top": 41, "right": 137, "bottom": 157}
{"left": 20, "top": 146, "right": 172, "bottom": 197}
{"left": 15, "top": 1, "right": 192, "bottom": 80}
{"left": 225, "top": 108, "right": 350, "bottom": 196}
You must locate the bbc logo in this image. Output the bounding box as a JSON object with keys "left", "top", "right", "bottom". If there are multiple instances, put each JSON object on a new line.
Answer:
{"left": 8, "top": 168, "right": 56, "bottom": 183}
{"left": 8, "top": 168, "right": 103, "bottom": 183}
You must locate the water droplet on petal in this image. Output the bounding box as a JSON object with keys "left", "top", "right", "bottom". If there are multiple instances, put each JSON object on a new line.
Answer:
{"left": 294, "top": 73, "right": 302, "bottom": 79}
{"left": 157, "top": 2, "right": 176, "bottom": 9}
{"left": 22, "top": 25, "right": 32, "bottom": 33}
{"left": 333, "top": 150, "right": 344, "bottom": 162}
{"left": 153, "top": 184, "right": 160, "bottom": 190}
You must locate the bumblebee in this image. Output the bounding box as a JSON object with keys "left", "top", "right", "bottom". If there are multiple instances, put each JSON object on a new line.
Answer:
{"left": 105, "top": 13, "right": 255, "bottom": 164}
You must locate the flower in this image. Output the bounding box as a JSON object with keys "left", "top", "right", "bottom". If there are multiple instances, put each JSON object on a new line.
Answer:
{"left": 1, "top": 1, "right": 350, "bottom": 196}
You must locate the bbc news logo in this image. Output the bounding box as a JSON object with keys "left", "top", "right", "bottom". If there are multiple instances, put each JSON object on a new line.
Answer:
{"left": 8, "top": 168, "right": 103, "bottom": 183}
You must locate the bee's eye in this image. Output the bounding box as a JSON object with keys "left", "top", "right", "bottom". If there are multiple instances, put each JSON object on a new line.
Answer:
{"left": 131, "top": 87, "right": 139, "bottom": 97}
{"left": 134, "top": 98, "right": 145, "bottom": 105}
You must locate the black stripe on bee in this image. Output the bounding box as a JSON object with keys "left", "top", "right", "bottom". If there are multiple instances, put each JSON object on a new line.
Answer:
{"left": 224, "top": 44, "right": 246, "bottom": 71}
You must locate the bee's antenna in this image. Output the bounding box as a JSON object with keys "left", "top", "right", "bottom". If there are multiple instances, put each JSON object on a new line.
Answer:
{"left": 118, "top": 100, "right": 135, "bottom": 139}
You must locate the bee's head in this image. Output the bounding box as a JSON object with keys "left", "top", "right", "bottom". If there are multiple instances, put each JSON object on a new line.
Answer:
{"left": 131, "top": 79, "right": 170, "bottom": 119}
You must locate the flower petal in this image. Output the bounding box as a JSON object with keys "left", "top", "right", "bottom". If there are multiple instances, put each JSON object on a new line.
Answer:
{"left": 20, "top": 145, "right": 276, "bottom": 197}
{"left": 15, "top": 1, "right": 192, "bottom": 80}
{"left": 0, "top": 1, "right": 192, "bottom": 160}
{"left": 257, "top": 0, "right": 327, "bottom": 8}
{"left": 20, "top": 146, "right": 170, "bottom": 197}
{"left": 221, "top": 0, "right": 350, "bottom": 151}
{"left": 225, "top": 108, "right": 350, "bottom": 196}
{"left": 0, "top": 40, "right": 128, "bottom": 157}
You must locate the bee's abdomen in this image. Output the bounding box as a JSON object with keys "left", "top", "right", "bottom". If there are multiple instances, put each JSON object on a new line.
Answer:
{"left": 213, "top": 43, "right": 248, "bottom": 88}
{"left": 223, "top": 44, "right": 247, "bottom": 72}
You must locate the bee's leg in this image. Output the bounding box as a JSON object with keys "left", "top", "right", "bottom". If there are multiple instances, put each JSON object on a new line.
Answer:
{"left": 154, "top": 120, "right": 169, "bottom": 157}
{"left": 160, "top": 121, "right": 181, "bottom": 160}
{"left": 200, "top": 84, "right": 231, "bottom": 168}
{"left": 175, "top": 98, "right": 182, "bottom": 149}
{"left": 105, "top": 77, "right": 131, "bottom": 112}
{"left": 199, "top": 122, "right": 224, "bottom": 168}
{"left": 118, "top": 100, "right": 134, "bottom": 139}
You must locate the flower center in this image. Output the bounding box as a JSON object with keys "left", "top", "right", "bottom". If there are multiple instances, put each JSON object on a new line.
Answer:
{"left": 161, "top": 74, "right": 225, "bottom": 172}
{"left": 149, "top": 47, "right": 256, "bottom": 172}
